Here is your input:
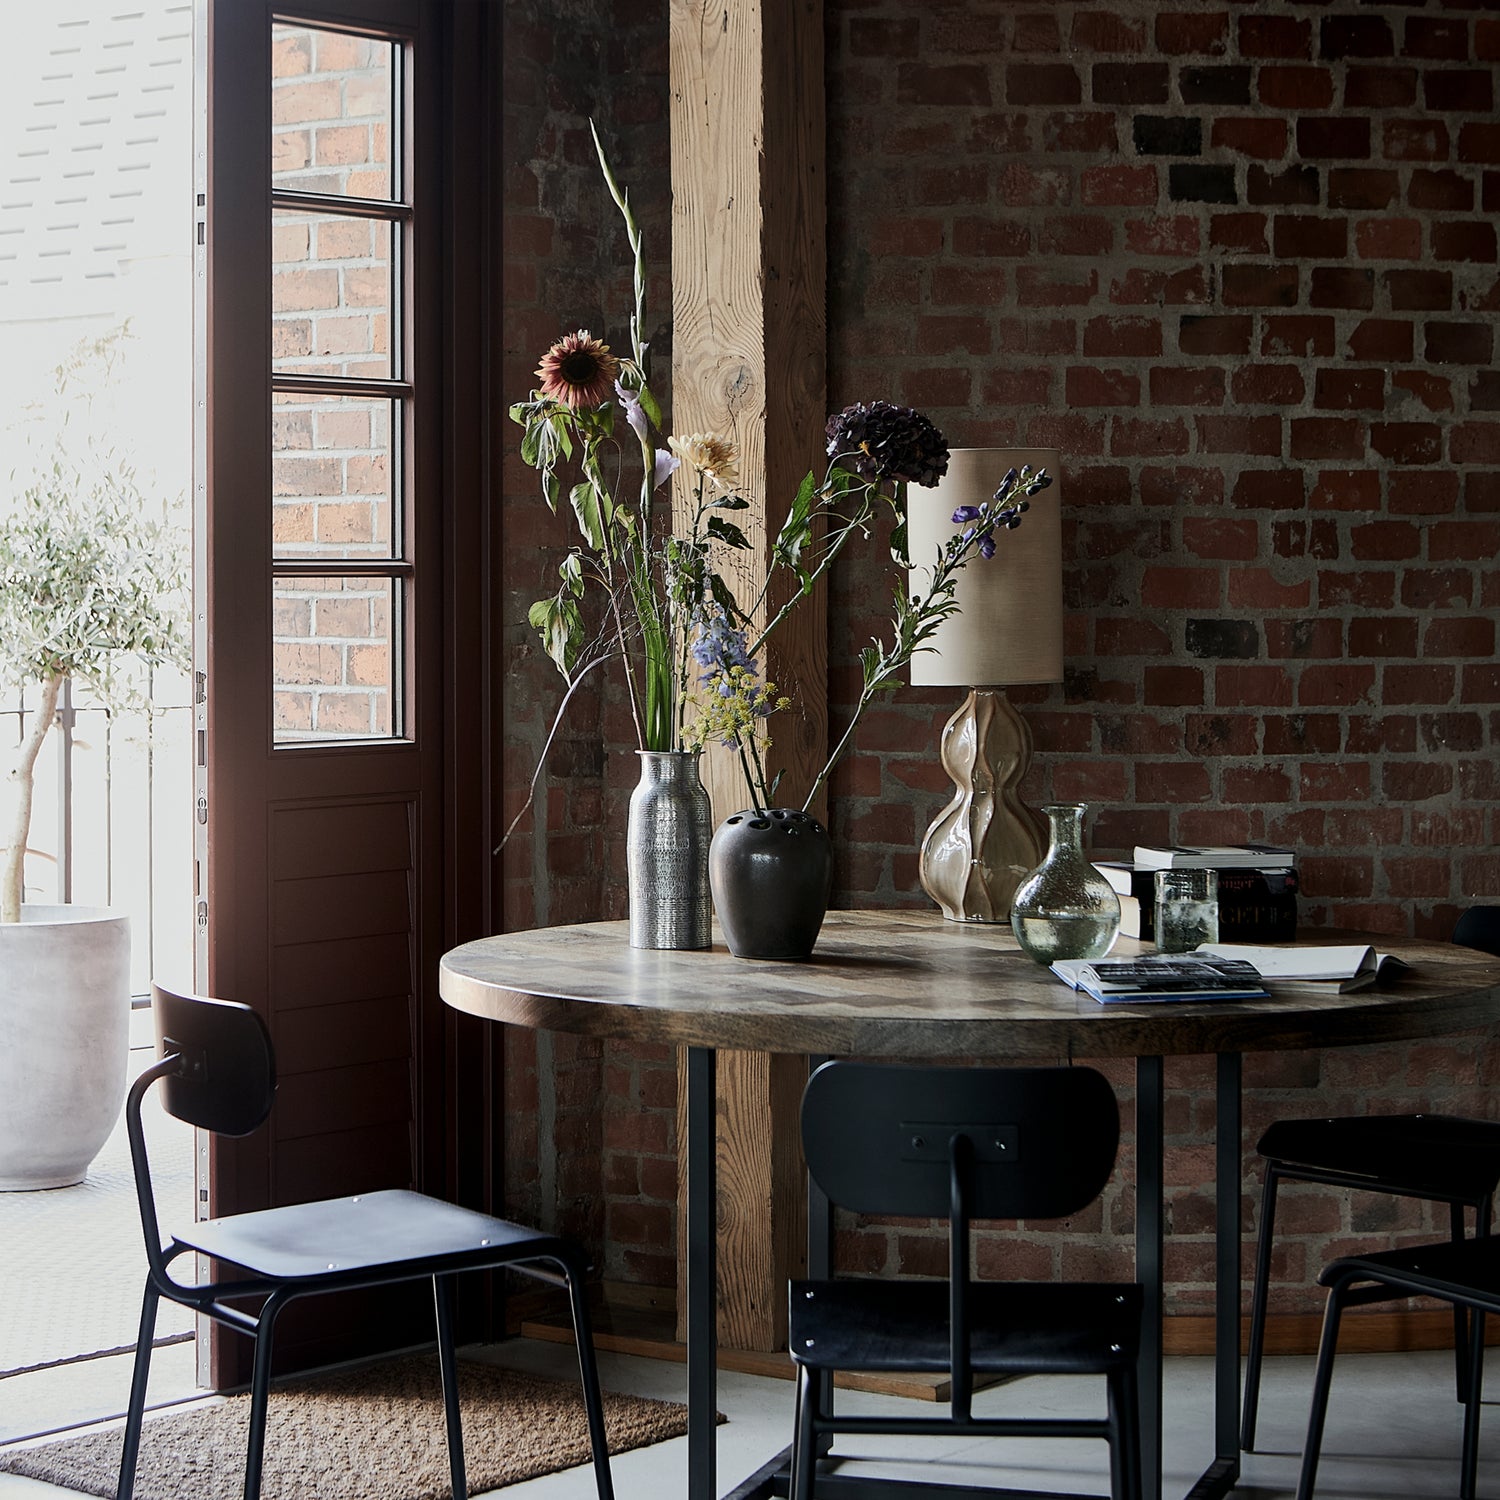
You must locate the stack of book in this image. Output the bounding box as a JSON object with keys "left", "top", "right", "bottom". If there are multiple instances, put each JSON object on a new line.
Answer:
{"left": 1094, "top": 844, "right": 1298, "bottom": 944}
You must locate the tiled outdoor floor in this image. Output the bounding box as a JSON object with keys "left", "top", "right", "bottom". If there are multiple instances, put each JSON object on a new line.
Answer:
{"left": 0, "top": 1021, "right": 197, "bottom": 1439}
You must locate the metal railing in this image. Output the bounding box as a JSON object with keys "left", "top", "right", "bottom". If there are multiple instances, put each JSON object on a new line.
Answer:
{"left": 1, "top": 672, "right": 193, "bottom": 998}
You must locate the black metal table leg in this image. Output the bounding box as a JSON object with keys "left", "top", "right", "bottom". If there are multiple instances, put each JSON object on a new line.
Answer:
{"left": 1137, "top": 1055, "right": 1165, "bottom": 1500}
{"left": 689, "top": 1045, "right": 717, "bottom": 1500}
{"left": 809, "top": 1054, "right": 834, "bottom": 1453}
{"left": 1214, "top": 1054, "right": 1242, "bottom": 1482}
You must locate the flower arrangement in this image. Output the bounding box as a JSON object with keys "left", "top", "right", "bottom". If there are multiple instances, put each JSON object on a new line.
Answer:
{"left": 508, "top": 127, "right": 1050, "bottom": 828}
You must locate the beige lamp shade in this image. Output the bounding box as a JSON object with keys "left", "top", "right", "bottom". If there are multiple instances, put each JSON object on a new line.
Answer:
{"left": 908, "top": 448, "right": 1063, "bottom": 689}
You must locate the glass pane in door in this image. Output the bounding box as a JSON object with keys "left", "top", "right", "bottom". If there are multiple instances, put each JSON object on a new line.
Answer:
{"left": 272, "top": 574, "right": 400, "bottom": 742}
{"left": 271, "top": 24, "right": 394, "bottom": 200}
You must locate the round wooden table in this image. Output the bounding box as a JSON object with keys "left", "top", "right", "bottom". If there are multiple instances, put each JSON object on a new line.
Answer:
{"left": 440, "top": 911, "right": 1500, "bottom": 1500}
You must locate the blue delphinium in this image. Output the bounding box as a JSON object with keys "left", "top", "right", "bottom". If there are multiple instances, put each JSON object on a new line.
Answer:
{"left": 689, "top": 606, "right": 758, "bottom": 691}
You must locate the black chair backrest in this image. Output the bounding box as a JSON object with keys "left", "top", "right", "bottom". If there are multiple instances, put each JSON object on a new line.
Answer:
{"left": 1453, "top": 906, "right": 1500, "bottom": 959}
{"left": 801, "top": 1061, "right": 1119, "bottom": 1223}
{"left": 152, "top": 985, "right": 277, "bottom": 1136}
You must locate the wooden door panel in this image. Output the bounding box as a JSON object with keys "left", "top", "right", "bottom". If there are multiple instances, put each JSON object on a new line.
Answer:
{"left": 270, "top": 931, "right": 413, "bottom": 1004}
{"left": 270, "top": 867, "right": 414, "bottom": 945}
{"left": 276, "top": 996, "right": 412, "bottom": 1070}
{"left": 273, "top": 1059, "right": 414, "bottom": 1141}
{"left": 268, "top": 796, "right": 414, "bottom": 878}
{"left": 276, "top": 1124, "right": 415, "bottom": 1206}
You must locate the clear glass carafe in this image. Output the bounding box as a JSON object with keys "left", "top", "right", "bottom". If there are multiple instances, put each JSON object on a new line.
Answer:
{"left": 1010, "top": 803, "right": 1122, "bottom": 964}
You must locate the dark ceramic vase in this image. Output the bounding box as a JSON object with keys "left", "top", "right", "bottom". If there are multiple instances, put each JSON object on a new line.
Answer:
{"left": 709, "top": 808, "right": 834, "bottom": 960}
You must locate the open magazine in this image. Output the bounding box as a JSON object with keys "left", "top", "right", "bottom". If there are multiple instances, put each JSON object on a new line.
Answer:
{"left": 1051, "top": 955, "right": 1272, "bottom": 1005}
{"left": 1194, "top": 943, "right": 1410, "bottom": 994}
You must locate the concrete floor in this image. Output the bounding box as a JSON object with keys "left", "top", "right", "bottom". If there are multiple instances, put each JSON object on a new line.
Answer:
{"left": 0, "top": 1337, "right": 1494, "bottom": 1498}
{"left": 1, "top": 1019, "right": 1492, "bottom": 1496}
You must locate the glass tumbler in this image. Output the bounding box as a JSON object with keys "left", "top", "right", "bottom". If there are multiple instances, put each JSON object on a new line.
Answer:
{"left": 1154, "top": 868, "right": 1219, "bottom": 954}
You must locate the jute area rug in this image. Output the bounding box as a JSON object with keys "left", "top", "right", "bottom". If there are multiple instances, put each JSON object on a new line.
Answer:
{"left": 0, "top": 1354, "right": 702, "bottom": 1499}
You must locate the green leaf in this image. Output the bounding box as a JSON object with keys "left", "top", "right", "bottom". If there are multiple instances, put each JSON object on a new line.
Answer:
{"left": 542, "top": 467, "right": 561, "bottom": 513}
{"left": 773, "top": 471, "right": 818, "bottom": 569}
{"left": 569, "top": 482, "right": 606, "bottom": 551}
{"left": 708, "top": 572, "right": 742, "bottom": 621}
{"left": 706, "top": 515, "right": 750, "bottom": 549}
{"left": 888, "top": 520, "right": 909, "bottom": 568}
{"left": 527, "top": 596, "right": 582, "bottom": 676}
{"left": 637, "top": 381, "right": 663, "bottom": 430}
{"left": 519, "top": 419, "right": 542, "bottom": 468}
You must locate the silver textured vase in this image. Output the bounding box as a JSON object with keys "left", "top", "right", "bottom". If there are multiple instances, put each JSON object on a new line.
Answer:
{"left": 627, "top": 750, "right": 712, "bottom": 950}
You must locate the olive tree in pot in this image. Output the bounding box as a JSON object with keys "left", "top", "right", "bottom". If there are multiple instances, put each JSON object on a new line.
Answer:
{"left": 0, "top": 462, "right": 187, "bottom": 1189}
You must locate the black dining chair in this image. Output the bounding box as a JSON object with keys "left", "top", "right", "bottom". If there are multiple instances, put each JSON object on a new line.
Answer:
{"left": 1296, "top": 1233, "right": 1500, "bottom": 1499}
{"left": 120, "top": 985, "right": 615, "bottom": 1500}
{"left": 787, "top": 1061, "right": 1143, "bottom": 1500}
{"left": 1241, "top": 905, "right": 1500, "bottom": 1452}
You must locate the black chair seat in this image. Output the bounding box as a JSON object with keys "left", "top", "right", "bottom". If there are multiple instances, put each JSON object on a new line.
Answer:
{"left": 181, "top": 1189, "right": 571, "bottom": 1283}
{"left": 790, "top": 1278, "right": 1141, "bottom": 1376}
{"left": 1258, "top": 1114, "right": 1500, "bottom": 1201}
{"left": 1320, "top": 1236, "right": 1500, "bottom": 1311}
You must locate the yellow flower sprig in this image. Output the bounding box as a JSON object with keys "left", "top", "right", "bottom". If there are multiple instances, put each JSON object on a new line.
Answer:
{"left": 683, "top": 665, "right": 791, "bottom": 812}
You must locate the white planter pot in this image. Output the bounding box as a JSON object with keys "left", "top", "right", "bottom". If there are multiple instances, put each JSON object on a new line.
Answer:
{"left": 0, "top": 905, "right": 131, "bottom": 1191}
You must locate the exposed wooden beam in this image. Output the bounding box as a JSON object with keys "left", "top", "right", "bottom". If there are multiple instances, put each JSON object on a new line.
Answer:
{"left": 670, "top": 0, "right": 826, "bottom": 1352}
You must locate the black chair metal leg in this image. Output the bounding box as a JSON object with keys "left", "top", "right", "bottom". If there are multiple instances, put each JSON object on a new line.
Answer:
{"left": 1106, "top": 1364, "right": 1143, "bottom": 1500}
{"left": 563, "top": 1266, "right": 615, "bottom": 1500}
{"left": 790, "top": 1363, "right": 818, "bottom": 1500}
{"left": 1295, "top": 1278, "right": 1349, "bottom": 1500}
{"left": 1241, "top": 1162, "right": 1280, "bottom": 1452}
{"left": 243, "top": 1295, "right": 289, "bottom": 1500}
{"left": 1450, "top": 1202, "right": 1474, "bottom": 1406}
{"left": 433, "top": 1274, "right": 467, "bottom": 1500}
{"left": 1461, "top": 1309, "right": 1486, "bottom": 1500}
{"left": 116, "top": 1281, "right": 161, "bottom": 1500}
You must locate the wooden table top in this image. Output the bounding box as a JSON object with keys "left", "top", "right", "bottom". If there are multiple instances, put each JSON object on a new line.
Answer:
{"left": 439, "top": 909, "right": 1500, "bottom": 1060}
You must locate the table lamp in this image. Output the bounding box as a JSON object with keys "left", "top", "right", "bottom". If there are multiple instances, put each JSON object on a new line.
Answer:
{"left": 908, "top": 447, "right": 1064, "bottom": 923}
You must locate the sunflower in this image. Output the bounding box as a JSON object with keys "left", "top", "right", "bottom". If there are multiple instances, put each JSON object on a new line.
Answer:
{"left": 667, "top": 432, "right": 740, "bottom": 489}
{"left": 535, "top": 329, "right": 620, "bottom": 410}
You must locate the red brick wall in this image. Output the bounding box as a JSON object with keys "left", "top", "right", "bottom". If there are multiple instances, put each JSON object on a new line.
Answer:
{"left": 500, "top": 0, "right": 1500, "bottom": 1312}
{"left": 822, "top": 0, "right": 1500, "bottom": 1306}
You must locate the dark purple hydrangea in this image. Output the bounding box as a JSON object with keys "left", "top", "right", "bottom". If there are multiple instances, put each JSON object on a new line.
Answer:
{"left": 824, "top": 401, "right": 950, "bottom": 487}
